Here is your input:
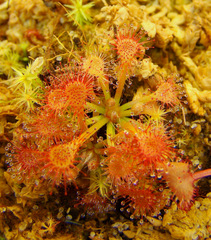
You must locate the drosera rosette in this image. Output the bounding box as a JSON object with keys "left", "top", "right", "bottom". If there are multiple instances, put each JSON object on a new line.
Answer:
{"left": 4, "top": 23, "right": 208, "bottom": 224}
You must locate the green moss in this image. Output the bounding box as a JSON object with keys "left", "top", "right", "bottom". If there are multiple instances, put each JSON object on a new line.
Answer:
{"left": 65, "top": 0, "right": 95, "bottom": 26}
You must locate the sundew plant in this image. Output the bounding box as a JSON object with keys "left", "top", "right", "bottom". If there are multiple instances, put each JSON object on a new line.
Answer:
{"left": 5, "top": 25, "right": 211, "bottom": 221}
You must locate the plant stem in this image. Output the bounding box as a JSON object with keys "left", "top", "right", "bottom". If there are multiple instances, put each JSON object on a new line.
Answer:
{"left": 119, "top": 109, "right": 132, "bottom": 117}
{"left": 106, "top": 121, "right": 115, "bottom": 146}
{"left": 119, "top": 118, "right": 135, "bottom": 132}
{"left": 114, "top": 65, "right": 127, "bottom": 104}
{"left": 193, "top": 169, "right": 211, "bottom": 181}
{"left": 98, "top": 76, "right": 111, "bottom": 101}
{"left": 86, "top": 115, "right": 104, "bottom": 125}
{"left": 79, "top": 116, "right": 109, "bottom": 142}
{"left": 86, "top": 102, "right": 105, "bottom": 114}
{"left": 119, "top": 101, "right": 133, "bottom": 111}
{"left": 120, "top": 95, "right": 152, "bottom": 111}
